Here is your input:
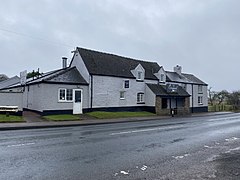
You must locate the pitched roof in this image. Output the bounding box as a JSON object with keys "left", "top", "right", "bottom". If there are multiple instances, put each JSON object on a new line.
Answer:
{"left": 147, "top": 83, "right": 190, "bottom": 97}
{"left": 182, "top": 73, "right": 207, "bottom": 85}
{"left": 166, "top": 71, "right": 207, "bottom": 85}
{"left": 77, "top": 47, "right": 161, "bottom": 80}
{"left": 0, "top": 74, "right": 8, "bottom": 82}
{"left": 27, "top": 67, "right": 88, "bottom": 85}
{"left": 0, "top": 76, "right": 20, "bottom": 89}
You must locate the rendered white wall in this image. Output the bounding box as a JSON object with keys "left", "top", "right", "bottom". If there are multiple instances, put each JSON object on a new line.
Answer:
{"left": 92, "top": 75, "right": 158, "bottom": 108}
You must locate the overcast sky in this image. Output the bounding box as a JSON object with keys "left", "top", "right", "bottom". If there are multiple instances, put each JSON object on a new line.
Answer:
{"left": 0, "top": 0, "right": 239, "bottom": 91}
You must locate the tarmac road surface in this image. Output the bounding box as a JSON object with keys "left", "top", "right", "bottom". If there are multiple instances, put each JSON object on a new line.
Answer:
{"left": 0, "top": 113, "right": 240, "bottom": 179}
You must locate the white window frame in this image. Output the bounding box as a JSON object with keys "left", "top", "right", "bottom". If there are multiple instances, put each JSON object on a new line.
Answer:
{"left": 160, "top": 74, "right": 165, "bottom": 82}
{"left": 137, "top": 71, "right": 143, "bottom": 81}
{"left": 58, "top": 88, "right": 73, "bottom": 102}
{"left": 198, "top": 96, "right": 203, "bottom": 105}
{"left": 137, "top": 93, "right": 144, "bottom": 103}
{"left": 120, "top": 91, "right": 125, "bottom": 100}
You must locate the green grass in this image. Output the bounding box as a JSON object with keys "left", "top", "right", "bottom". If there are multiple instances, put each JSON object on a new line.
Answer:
{"left": 0, "top": 115, "right": 24, "bottom": 123}
{"left": 86, "top": 111, "right": 156, "bottom": 119}
{"left": 43, "top": 114, "right": 81, "bottom": 121}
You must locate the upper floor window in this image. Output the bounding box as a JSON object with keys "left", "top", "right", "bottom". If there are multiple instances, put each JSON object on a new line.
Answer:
{"left": 137, "top": 93, "right": 144, "bottom": 103}
{"left": 198, "top": 85, "right": 203, "bottom": 93}
{"left": 124, "top": 80, "right": 129, "bottom": 88}
{"left": 59, "top": 88, "right": 73, "bottom": 102}
{"left": 160, "top": 74, "right": 165, "bottom": 82}
{"left": 137, "top": 71, "right": 143, "bottom": 81}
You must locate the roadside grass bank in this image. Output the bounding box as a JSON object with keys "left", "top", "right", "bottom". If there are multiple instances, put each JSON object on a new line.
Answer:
{"left": 43, "top": 111, "right": 156, "bottom": 121}
{"left": 0, "top": 115, "right": 25, "bottom": 123}
{"left": 86, "top": 111, "right": 156, "bottom": 119}
{"left": 43, "top": 114, "right": 81, "bottom": 121}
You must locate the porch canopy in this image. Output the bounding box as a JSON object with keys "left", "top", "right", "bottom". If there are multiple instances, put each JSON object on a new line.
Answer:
{"left": 147, "top": 84, "right": 190, "bottom": 115}
{"left": 147, "top": 84, "right": 190, "bottom": 98}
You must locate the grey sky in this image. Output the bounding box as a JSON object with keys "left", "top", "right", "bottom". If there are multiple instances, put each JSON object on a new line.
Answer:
{"left": 0, "top": 0, "right": 239, "bottom": 91}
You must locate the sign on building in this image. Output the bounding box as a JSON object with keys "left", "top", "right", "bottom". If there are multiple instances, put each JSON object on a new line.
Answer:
{"left": 20, "top": 70, "right": 27, "bottom": 85}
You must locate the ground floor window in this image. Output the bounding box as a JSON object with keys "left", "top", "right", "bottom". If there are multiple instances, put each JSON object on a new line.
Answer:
{"left": 59, "top": 88, "right": 73, "bottom": 102}
{"left": 137, "top": 93, "right": 144, "bottom": 103}
{"left": 120, "top": 91, "right": 125, "bottom": 99}
{"left": 198, "top": 96, "right": 203, "bottom": 105}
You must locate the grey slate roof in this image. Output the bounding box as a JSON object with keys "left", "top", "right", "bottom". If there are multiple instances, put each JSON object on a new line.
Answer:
{"left": 27, "top": 67, "right": 88, "bottom": 85}
{"left": 77, "top": 47, "right": 161, "bottom": 80}
{"left": 166, "top": 71, "right": 207, "bottom": 85}
{"left": 0, "top": 76, "right": 20, "bottom": 89}
{"left": 147, "top": 84, "right": 190, "bottom": 97}
{"left": 0, "top": 74, "right": 8, "bottom": 82}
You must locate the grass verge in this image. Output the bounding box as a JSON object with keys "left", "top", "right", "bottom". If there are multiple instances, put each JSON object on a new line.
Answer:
{"left": 86, "top": 111, "right": 156, "bottom": 119}
{"left": 0, "top": 115, "right": 25, "bottom": 123}
{"left": 43, "top": 114, "right": 81, "bottom": 121}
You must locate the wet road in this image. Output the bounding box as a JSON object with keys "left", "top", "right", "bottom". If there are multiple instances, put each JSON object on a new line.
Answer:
{"left": 1, "top": 113, "right": 240, "bottom": 179}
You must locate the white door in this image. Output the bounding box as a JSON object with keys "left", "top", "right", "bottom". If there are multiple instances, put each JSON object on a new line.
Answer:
{"left": 73, "top": 89, "right": 82, "bottom": 114}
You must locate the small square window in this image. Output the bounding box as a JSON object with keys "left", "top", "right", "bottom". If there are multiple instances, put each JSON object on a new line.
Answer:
{"left": 124, "top": 80, "right": 129, "bottom": 88}
{"left": 120, "top": 91, "right": 125, "bottom": 99}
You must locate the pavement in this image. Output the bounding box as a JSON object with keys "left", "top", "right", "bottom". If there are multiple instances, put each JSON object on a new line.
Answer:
{"left": 0, "top": 111, "right": 233, "bottom": 131}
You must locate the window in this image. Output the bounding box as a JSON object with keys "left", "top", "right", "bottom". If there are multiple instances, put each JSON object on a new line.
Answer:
{"left": 59, "top": 89, "right": 66, "bottom": 101}
{"left": 137, "top": 71, "right": 143, "bottom": 80}
{"left": 66, "top": 89, "right": 73, "bottom": 101}
{"left": 59, "top": 88, "right": 73, "bottom": 102}
{"left": 198, "top": 85, "right": 203, "bottom": 93}
{"left": 124, "top": 80, "right": 129, "bottom": 88}
{"left": 198, "top": 96, "right": 203, "bottom": 105}
{"left": 137, "top": 93, "right": 144, "bottom": 103}
{"left": 120, "top": 91, "right": 125, "bottom": 99}
{"left": 160, "top": 74, "right": 165, "bottom": 82}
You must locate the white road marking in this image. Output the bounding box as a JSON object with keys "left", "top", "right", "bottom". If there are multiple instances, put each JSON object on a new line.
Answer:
{"left": 207, "top": 116, "right": 240, "bottom": 122}
{"left": 110, "top": 125, "right": 183, "bottom": 136}
{"left": 225, "top": 147, "right": 240, "bottom": 153}
{"left": 120, "top": 171, "right": 129, "bottom": 175}
{"left": 172, "top": 154, "right": 190, "bottom": 160}
{"left": 7, "top": 142, "right": 35, "bottom": 148}
{"left": 141, "top": 165, "right": 148, "bottom": 171}
{"left": 225, "top": 137, "right": 239, "bottom": 142}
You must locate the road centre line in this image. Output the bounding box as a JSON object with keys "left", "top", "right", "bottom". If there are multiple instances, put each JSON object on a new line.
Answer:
{"left": 110, "top": 125, "right": 183, "bottom": 136}
{"left": 7, "top": 142, "right": 35, "bottom": 148}
{"left": 207, "top": 116, "right": 240, "bottom": 122}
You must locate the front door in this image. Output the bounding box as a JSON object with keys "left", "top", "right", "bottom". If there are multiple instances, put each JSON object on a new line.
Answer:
{"left": 73, "top": 89, "right": 82, "bottom": 114}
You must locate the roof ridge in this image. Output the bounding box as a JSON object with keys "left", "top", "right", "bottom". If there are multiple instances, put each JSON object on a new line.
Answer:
{"left": 77, "top": 47, "right": 158, "bottom": 65}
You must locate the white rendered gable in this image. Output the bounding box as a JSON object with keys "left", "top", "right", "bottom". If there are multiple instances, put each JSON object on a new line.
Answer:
{"left": 70, "top": 51, "right": 90, "bottom": 83}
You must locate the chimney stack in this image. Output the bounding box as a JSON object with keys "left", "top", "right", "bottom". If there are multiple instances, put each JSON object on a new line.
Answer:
{"left": 174, "top": 65, "right": 182, "bottom": 75}
{"left": 62, "top": 57, "right": 67, "bottom": 68}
